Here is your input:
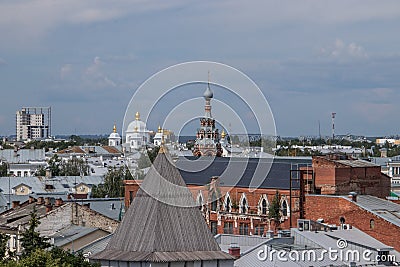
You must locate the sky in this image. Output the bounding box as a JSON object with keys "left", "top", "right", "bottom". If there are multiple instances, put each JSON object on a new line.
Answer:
{"left": 0, "top": 1, "right": 400, "bottom": 137}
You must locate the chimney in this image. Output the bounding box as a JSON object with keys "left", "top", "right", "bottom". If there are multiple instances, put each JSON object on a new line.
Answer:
{"left": 267, "top": 230, "right": 274, "bottom": 239}
{"left": 37, "top": 197, "right": 44, "bottom": 205}
{"left": 55, "top": 198, "right": 63, "bottom": 207}
{"left": 45, "top": 170, "right": 52, "bottom": 178}
{"left": 45, "top": 205, "right": 52, "bottom": 213}
{"left": 28, "top": 196, "right": 35, "bottom": 204}
{"left": 349, "top": 192, "right": 358, "bottom": 202}
{"left": 83, "top": 203, "right": 90, "bottom": 208}
{"left": 44, "top": 197, "right": 51, "bottom": 206}
{"left": 12, "top": 201, "right": 20, "bottom": 209}
{"left": 228, "top": 243, "right": 240, "bottom": 259}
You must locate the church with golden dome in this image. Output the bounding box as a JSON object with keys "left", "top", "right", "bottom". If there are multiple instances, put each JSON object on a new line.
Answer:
{"left": 125, "top": 112, "right": 150, "bottom": 151}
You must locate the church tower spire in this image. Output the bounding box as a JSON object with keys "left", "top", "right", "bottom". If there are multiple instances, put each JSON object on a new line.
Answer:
{"left": 192, "top": 73, "right": 222, "bottom": 157}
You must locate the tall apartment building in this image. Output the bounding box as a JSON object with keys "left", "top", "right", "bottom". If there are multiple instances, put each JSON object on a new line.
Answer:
{"left": 16, "top": 107, "right": 51, "bottom": 141}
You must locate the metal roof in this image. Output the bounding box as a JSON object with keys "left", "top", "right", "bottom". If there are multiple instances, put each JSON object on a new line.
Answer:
{"left": 52, "top": 225, "right": 100, "bottom": 247}
{"left": 176, "top": 157, "right": 311, "bottom": 189}
{"left": 91, "top": 150, "right": 234, "bottom": 262}
{"left": 0, "top": 149, "right": 45, "bottom": 164}
{"left": 0, "top": 175, "right": 103, "bottom": 195}
{"left": 351, "top": 195, "right": 400, "bottom": 228}
{"left": 335, "top": 159, "right": 378, "bottom": 168}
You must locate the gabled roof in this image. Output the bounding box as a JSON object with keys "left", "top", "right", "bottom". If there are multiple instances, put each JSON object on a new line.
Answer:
{"left": 91, "top": 149, "right": 233, "bottom": 262}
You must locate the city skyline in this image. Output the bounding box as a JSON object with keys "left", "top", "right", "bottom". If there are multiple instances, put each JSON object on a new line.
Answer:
{"left": 0, "top": 1, "right": 400, "bottom": 137}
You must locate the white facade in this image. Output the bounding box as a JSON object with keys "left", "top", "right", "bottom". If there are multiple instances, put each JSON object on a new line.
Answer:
{"left": 153, "top": 126, "right": 164, "bottom": 146}
{"left": 108, "top": 125, "right": 121, "bottom": 147}
{"left": 125, "top": 112, "right": 150, "bottom": 151}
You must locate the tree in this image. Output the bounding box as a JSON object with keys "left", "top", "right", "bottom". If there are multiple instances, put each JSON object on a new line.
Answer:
{"left": 0, "top": 232, "right": 9, "bottom": 261}
{"left": 0, "top": 163, "right": 8, "bottom": 177}
{"left": 268, "top": 191, "right": 281, "bottom": 230}
{"left": 20, "top": 207, "right": 50, "bottom": 257}
{"left": 91, "top": 166, "right": 131, "bottom": 198}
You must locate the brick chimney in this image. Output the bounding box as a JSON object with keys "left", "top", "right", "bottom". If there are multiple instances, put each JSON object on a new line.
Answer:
{"left": 228, "top": 243, "right": 240, "bottom": 259}
{"left": 12, "top": 201, "right": 20, "bottom": 209}
{"left": 45, "top": 205, "right": 52, "bottom": 213}
{"left": 28, "top": 196, "right": 35, "bottom": 204}
{"left": 37, "top": 197, "right": 44, "bottom": 205}
{"left": 55, "top": 198, "right": 63, "bottom": 207}
{"left": 44, "top": 197, "right": 51, "bottom": 206}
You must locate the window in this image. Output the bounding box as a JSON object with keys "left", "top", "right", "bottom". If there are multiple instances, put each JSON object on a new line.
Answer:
{"left": 210, "top": 221, "right": 218, "bottom": 236}
{"left": 223, "top": 222, "right": 234, "bottom": 234}
{"left": 225, "top": 194, "right": 231, "bottom": 212}
{"left": 370, "top": 219, "right": 375, "bottom": 229}
{"left": 197, "top": 192, "right": 204, "bottom": 210}
{"left": 239, "top": 223, "right": 249, "bottom": 235}
{"left": 129, "top": 191, "right": 134, "bottom": 204}
{"left": 240, "top": 194, "right": 248, "bottom": 214}
{"left": 211, "top": 192, "right": 218, "bottom": 212}
{"left": 254, "top": 225, "right": 264, "bottom": 236}
{"left": 282, "top": 200, "right": 288, "bottom": 217}
{"left": 261, "top": 198, "right": 268, "bottom": 215}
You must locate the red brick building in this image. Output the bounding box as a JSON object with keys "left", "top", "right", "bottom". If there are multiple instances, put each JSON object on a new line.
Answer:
{"left": 125, "top": 157, "right": 310, "bottom": 236}
{"left": 305, "top": 194, "right": 400, "bottom": 251}
{"left": 309, "top": 155, "right": 390, "bottom": 198}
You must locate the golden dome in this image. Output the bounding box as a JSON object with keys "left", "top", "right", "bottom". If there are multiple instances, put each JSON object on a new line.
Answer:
{"left": 221, "top": 130, "right": 226, "bottom": 139}
{"left": 135, "top": 112, "right": 140, "bottom": 121}
{"left": 158, "top": 125, "right": 162, "bottom": 133}
{"left": 113, "top": 124, "right": 117, "bottom": 133}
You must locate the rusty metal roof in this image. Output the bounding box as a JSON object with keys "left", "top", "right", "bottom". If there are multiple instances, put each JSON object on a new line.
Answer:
{"left": 91, "top": 150, "right": 234, "bottom": 262}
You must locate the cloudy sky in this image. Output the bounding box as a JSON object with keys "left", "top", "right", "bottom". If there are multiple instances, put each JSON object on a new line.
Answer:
{"left": 0, "top": 1, "right": 399, "bottom": 137}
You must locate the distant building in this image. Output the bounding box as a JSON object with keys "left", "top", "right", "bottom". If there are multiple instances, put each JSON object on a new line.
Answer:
{"left": 124, "top": 112, "right": 150, "bottom": 151}
{"left": 108, "top": 125, "right": 121, "bottom": 147}
{"left": 193, "top": 83, "right": 222, "bottom": 157}
{"left": 16, "top": 107, "right": 51, "bottom": 141}
{"left": 376, "top": 138, "right": 400, "bottom": 146}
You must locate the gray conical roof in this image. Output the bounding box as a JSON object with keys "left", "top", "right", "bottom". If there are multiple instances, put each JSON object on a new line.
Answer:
{"left": 91, "top": 149, "right": 233, "bottom": 263}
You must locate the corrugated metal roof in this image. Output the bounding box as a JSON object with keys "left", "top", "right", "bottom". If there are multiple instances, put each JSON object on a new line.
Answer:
{"left": 91, "top": 150, "right": 234, "bottom": 262}
{"left": 78, "top": 234, "right": 113, "bottom": 256}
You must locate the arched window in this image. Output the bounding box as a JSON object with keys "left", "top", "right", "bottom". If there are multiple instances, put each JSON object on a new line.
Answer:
{"left": 370, "top": 219, "right": 375, "bottom": 229}
{"left": 282, "top": 199, "right": 288, "bottom": 217}
{"left": 262, "top": 199, "right": 268, "bottom": 215}
{"left": 239, "top": 194, "right": 248, "bottom": 214}
{"left": 211, "top": 192, "right": 217, "bottom": 211}
{"left": 197, "top": 191, "right": 204, "bottom": 210}
{"left": 225, "top": 194, "right": 232, "bottom": 212}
